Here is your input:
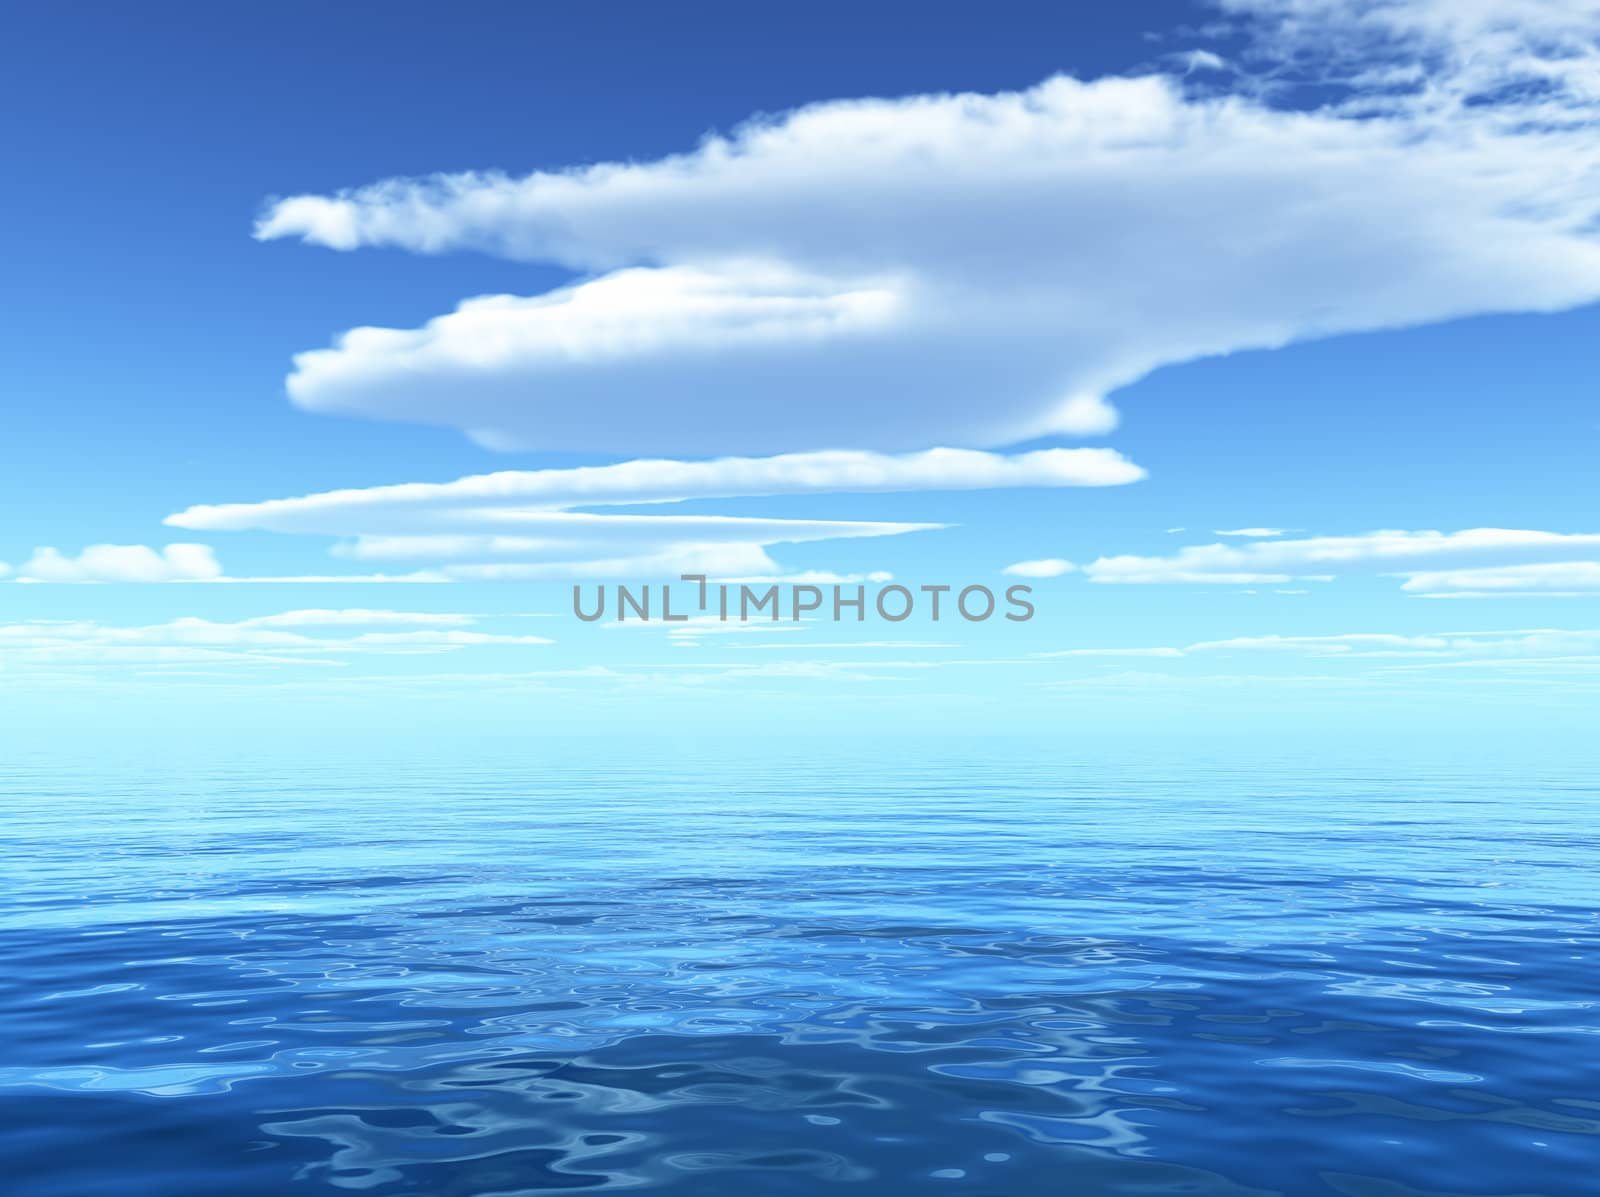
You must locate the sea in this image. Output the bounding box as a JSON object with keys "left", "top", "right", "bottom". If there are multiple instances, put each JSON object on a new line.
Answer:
{"left": 3, "top": 753, "right": 1596, "bottom": 1195}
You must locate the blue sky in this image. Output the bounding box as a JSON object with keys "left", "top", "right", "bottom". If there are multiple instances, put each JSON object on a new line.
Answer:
{"left": 3, "top": 0, "right": 1599, "bottom": 758}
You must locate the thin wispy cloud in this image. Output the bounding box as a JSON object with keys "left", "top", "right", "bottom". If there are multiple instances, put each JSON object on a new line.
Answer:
{"left": 1002, "top": 558, "right": 1076, "bottom": 578}
{"left": 0, "top": 610, "right": 552, "bottom": 672}
{"left": 234, "top": 609, "right": 479, "bottom": 627}
{"left": 166, "top": 448, "right": 1142, "bottom": 579}
{"left": 1400, "top": 562, "right": 1600, "bottom": 595}
{"left": 1084, "top": 529, "right": 1600, "bottom": 592}
{"left": 0, "top": 542, "right": 451, "bottom": 585}
{"left": 1039, "top": 628, "right": 1600, "bottom": 662}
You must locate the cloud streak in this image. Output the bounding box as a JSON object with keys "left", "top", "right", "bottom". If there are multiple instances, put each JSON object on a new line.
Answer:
{"left": 0, "top": 610, "right": 552, "bottom": 670}
{"left": 1002, "top": 558, "right": 1076, "bottom": 578}
{"left": 166, "top": 448, "right": 1143, "bottom": 579}
{"left": 1041, "top": 627, "right": 1600, "bottom": 662}
{"left": 1084, "top": 529, "right": 1600, "bottom": 592}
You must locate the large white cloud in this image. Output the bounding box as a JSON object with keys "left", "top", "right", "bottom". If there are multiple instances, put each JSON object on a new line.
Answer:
{"left": 166, "top": 447, "right": 1142, "bottom": 578}
{"left": 255, "top": 1, "right": 1600, "bottom": 453}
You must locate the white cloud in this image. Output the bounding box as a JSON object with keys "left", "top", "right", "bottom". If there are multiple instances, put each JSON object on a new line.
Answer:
{"left": 427, "top": 544, "right": 847, "bottom": 581}
{"left": 719, "top": 570, "right": 894, "bottom": 586}
{"left": 1040, "top": 627, "right": 1600, "bottom": 661}
{"left": 0, "top": 545, "right": 451, "bottom": 586}
{"left": 9, "top": 544, "right": 222, "bottom": 583}
{"left": 1042, "top": 646, "right": 1186, "bottom": 658}
{"left": 236, "top": 609, "right": 479, "bottom": 628}
{"left": 1189, "top": 633, "right": 1451, "bottom": 655}
{"left": 168, "top": 448, "right": 1142, "bottom": 532}
{"left": 1400, "top": 562, "right": 1600, "bottom": 594}
{"left": 1214, "top": 527, "right": 1289, "bottom": 538}
{"left": 0, "top": 610, "right": 552, "bottom": 670}
{"left": 739, "top": 641, "right": 957, "bottom": 651}
{"left": 204, "top": 571, "right": 449, "bottom": 584}
{"left": 254, "top": 4, "right": 1600, "bottom": 453}
{"left": 1003, "top": 558, "right": 1076, "bottom": 578}
{"left": 1417, "top": 593, "right": 1592, "bottom": 601}
{"left": 1087, "top": 563, "right": 1300, "bottom": 585}
{"left": 166, "top": 448, "right": 1142, "bottom": 579}
{"left": 327, "top": 521, "right": 930, "bottom": 564}
{"left": 1085, "top": 529, "right": 1600, "bottom": 591}
{"left": 1222, "top": 0, "right": 1600, "bottom": 115}
{"left": 606, "top": 614, "right": 811, "bottom": 645}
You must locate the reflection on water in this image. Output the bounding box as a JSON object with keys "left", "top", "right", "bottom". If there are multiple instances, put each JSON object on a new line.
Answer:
{"left": 1, "top": 759, "right": 1596, "bottom": 1194}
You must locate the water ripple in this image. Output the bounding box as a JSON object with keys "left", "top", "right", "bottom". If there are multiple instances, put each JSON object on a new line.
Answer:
{"left": 2, "top": 760, "right": 1597, "bottom": 1194}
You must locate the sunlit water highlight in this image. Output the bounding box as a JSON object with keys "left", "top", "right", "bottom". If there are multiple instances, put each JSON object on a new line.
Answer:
{"left": 3, "top": 758, "right": 1597, "bottom": 1195}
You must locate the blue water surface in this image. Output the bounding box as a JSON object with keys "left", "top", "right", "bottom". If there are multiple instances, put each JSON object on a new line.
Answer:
{"left": 3, "top": 755, "right": 1597, "bottom": 1195}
